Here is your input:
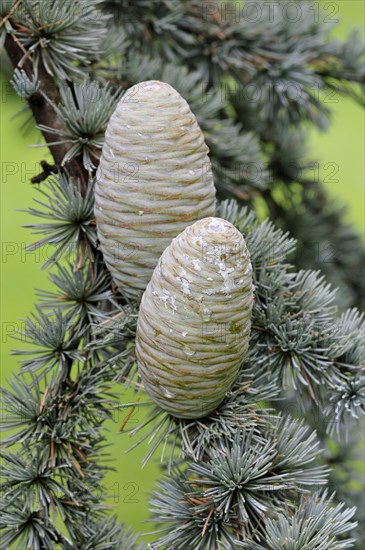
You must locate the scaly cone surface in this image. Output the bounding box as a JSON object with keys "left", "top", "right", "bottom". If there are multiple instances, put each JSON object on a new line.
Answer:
{"left": 95, "top": 80, "right": 216, "bottom": 300}
{"left": 136, "top": 216, "right": 253, "bottom": 418}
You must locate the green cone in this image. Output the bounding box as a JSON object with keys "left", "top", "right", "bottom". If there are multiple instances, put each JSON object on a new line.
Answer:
{"left": 95, "top": 80, "right": 216, "bottom": 300}
{"left": 136, "top": 217, "right": 254, "bottom": 419}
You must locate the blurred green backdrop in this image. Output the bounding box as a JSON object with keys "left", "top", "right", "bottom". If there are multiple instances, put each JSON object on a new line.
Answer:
{"left": 0, "top": 0, "right": 364, "bottom": 542}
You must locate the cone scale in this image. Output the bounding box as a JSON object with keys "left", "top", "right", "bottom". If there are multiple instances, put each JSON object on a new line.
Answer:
{"left": 95, "top": 80, "right": 216, "bottom": 300}
{"left": 136, "top": 217, "right": 254, "bottom": 419}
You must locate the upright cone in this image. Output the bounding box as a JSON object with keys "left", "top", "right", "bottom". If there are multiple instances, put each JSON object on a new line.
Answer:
{"left": 95, "top": 80, "right": 216, "bottom": 300}
{"left": 136, "top": 217, "right": 254, "bottom": 419}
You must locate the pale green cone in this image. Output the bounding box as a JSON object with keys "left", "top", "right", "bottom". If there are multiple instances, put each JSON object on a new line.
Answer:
{"left": 95, "top": 80, "right": 216, "bottom": 300}
{"left": 136, "top": 217, "right": 254, "bottom": 419}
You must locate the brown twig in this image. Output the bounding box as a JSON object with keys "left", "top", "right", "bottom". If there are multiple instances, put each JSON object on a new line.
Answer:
{"left": 202, "top": 505, "right": 215, "bottom": 537}
{"left": 31, "top": 159, "right": 58, "bottom": 184}
{"left": 0, "top": 0, "right": 23, "bottom": 28}
{"left": 50, "top": 437, "right": 55, "bottom": 468}
{"left": 39, "top": 385, "right": 49, "bottom": 413}
{"left": 119, "top": 405, "right": 137, "bottom": 432}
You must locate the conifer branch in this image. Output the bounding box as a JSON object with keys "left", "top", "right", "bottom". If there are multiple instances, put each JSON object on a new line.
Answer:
{"left": 4, "top": 32, "right": 88, "bottom": 187}
{"left": 1, "top": 2, "right": 364, "bottom": 548}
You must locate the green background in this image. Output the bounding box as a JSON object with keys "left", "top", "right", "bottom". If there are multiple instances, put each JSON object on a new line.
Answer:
{"left": 0, "top": 1, "right": 364, "bottom": 542}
